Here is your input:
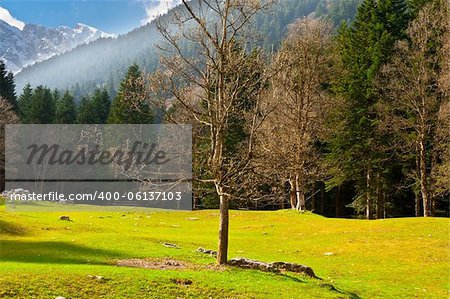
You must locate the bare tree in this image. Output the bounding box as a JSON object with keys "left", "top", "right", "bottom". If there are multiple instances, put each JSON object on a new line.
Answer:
{"left": 378, "top": 1, "right": 449, "bottom": 217}
{"left": 431, "top": 101, "right": 450, "bottom": 203}
{"left": 432, "top": 8, "right": 450, "bottom": 203}
{"left": 0, "top": 97, "right": 19, "bottom": 192}
{"left": 257, "top": 18, "right": 334, "bottom": 211}
{"left": 156, "top": 0, "right": 274, "bottom": 264}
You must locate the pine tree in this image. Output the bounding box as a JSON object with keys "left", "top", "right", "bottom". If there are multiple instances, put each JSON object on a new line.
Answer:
{"left": 77, "top": 89, "right": 110, "bottom": 124}
{"left": 17, "top": 84, "right": 33, "bottom": 123}
{"left": 27, "top": 85, "right": 55, "bottom": 124}
{"left": 92, "top": 89, "right": 111, "bottom": 124}
{"left": 55, "top": 91, "right": 77, "bottom": 124}
{"left": 76, "top": 97, "right": 95, "bottom": 124}
{"left": 107, "top": 64, "right": 154, "bottom": 124}
{"left": 0, "top": 60, "right": 17, "bottom": 111}
{"left": 52, "top": 89, "right": 61, "bottom": 104}
{"left": 327, "top": 0, "right": 410, "bottom": 219}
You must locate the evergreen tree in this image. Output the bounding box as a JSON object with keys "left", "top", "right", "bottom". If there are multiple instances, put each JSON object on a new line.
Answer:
{"left": 0, "top": 60, "right": 17, "bottom": 110}
{"left": 27, "top": 85, "right": 55, "bottom": 124}
{"left": 76, "top": 96, "right": 95, "bottom": 124}
{"left": 92, "top": 89, "right": 111, "bottom": 124}
{"left": 55, "top": 91, "right": 77, "bottom": 124}
{"left": 52, "top": 88, "right": 61, "bottom": 104}
{"left": 108, "top": 64, "right": 154, "bottom": 124}
{"left": 77, "top": 89, "right": 110, "bottom": 124}
{"left": 327, "top": 0, "right": 410, "bottom": 218}
{"left": 17, "top": 84, "right": 33, "bottom": 123}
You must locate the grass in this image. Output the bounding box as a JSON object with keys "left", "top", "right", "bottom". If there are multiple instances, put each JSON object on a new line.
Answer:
{"left": 0, "top": 204, "right": 448, "bottom": 298}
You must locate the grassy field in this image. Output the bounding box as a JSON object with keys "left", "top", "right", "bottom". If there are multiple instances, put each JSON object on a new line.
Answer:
{"left": 0, "top": 204, "right": 448, "bottom": 298}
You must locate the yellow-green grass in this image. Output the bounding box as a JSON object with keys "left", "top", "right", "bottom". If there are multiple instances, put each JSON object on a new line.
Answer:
{"left": 0, "top": 204, "right": 448, "bottom": 298}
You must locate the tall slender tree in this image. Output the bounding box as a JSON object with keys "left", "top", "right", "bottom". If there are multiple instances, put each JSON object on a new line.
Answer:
{"left": 17, "top": 84, "right": 33, "bottom": 123}
{"left": 377, "top": 0, "right": 449, "bottom": 217}
{"left": 55, "top": 91, "right": 77, "bottom": 124}
{"left": 26, "top": 85, "right": 55, "bottom": 124}
{"left": 157, "top": 0, "right": 274, "bottom": 264}
{"left": 327, "top": 0, "right": 410, "bottom": 219}
{"left": 0, "top": 97, "right": 19, "bottom": 192}
{"left": 0, "top": 60, "right": 17, "bottom": 111}
{"left": 92, "top": 89, "right": 111, "bottom": 124}
{"left": 259, "top": 18, "right": 335, "bottom": 211}
{"left": 108, "top": 64, "right": 154, "bottom": 124}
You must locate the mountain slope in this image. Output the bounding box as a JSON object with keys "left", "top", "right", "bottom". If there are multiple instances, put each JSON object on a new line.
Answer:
{"left": 0, "top": 7, "right": 114, "bottom": 73}
{"left": 14, "top": 0, "right": 361, "bottom": 96}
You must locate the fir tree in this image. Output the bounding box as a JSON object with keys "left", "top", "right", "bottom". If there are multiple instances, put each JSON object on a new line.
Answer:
{"left": 76, "top": 97, "right": 95, "bottom": 124}
{"left": 327, "top": 0, "right": 410, "bottom": 218}
{"left": 0, "top": 60, "right": 17, "bottom": 110}
{"left": 55, "top": 91, "right": 77, "bottom": 124}
{"left": 77, "top": 89, "right": 110, "bottom": 124}
{"left": 17, "top": 84, "right": 33, "bottom": 123}
{"left": 91, "top": 89, "right": 111, "bottom": 124}
{"left": 108, "top": 64, "right": 154, "bottom": 124}
{"left": 27, "top": 85, "right": 55, "bottom": 124}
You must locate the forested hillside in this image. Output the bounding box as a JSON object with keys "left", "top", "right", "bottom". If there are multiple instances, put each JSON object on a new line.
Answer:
{"left": 3, "top": 0, "right": 447, "bottom": 221}
{"left": 14, "top": 0, "right": 361, "bottom": 98}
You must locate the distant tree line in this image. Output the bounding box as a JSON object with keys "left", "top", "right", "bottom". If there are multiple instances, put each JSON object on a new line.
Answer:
{"left": 0, "top": 62, "right": 156, "bottom": 190}
{"left": 0, "top": 63, "right": 153, "bottom": 126}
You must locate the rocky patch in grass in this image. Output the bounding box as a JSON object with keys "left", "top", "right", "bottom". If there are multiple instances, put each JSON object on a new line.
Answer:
{"left": 116, "top": 259, "right": 190, "bottom": 270}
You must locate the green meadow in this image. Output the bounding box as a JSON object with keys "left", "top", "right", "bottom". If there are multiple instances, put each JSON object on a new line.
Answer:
{"left": 0, "top": 204, "right": 448, "bottom": 298}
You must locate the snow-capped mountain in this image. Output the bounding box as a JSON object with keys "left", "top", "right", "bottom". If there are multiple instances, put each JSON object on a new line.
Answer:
{"left": 0, "top": 7, "right": 115, "bottom": 73}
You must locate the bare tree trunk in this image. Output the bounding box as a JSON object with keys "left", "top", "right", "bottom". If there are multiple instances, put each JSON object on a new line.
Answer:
{"left": 431, "top": 196, "right": 436, "bottom": 216}
{"left": 335, "top": 185, "right": 343, "bottom": 217}
{"left": 376, "top": 172, "right": 383, "bottom": 219}
{"left": 289, "top": 179, "right": 297, "bottom": 209}
{"left": 296, "top": 192, "right": 306, "bottom": 211}
{"left": 320, "top": 183, "right": 325, "bottom": 215}
{"left": 366, "top": 164, "right": 372, "bottom": 220}
{"left": 430, "top": 150, "right": 437, "bottom": 216}
{"left": 419, "top": 138, "right": 431, "bottom": 217}
{"left": 311, "top": 184, "right": 316, "bottom": 212}
{"left": 217, "top": 185, "right": 229, "bottom": 265}
{"left": 295, "top": 175, "right": 305, "bottom": 211}
{"left": 415, "top": 192, "right": 421, "bottom": 217}
{"left": 415, "top": 153, "right": 421, "bottom": 217}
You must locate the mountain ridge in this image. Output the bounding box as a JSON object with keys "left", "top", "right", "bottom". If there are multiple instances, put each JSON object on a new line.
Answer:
{"left": 13, "top": 0, "right": 361, "bottom": 97}
{"left": 0, "top": 7, "right": 115, "bottom": 73}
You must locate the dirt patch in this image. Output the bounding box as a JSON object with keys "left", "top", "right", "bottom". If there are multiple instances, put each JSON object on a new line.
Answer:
{"left": 116, "top": 259, "right": 191, "bottom": 270}
{"left": 116, "top": 258, "right": 227, "bottom": 272}
{"left": 171, "top": 278, "right": 193, "bottom": 286}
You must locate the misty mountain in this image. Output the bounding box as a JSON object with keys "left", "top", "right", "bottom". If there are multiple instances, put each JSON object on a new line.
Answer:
{"left": 14, "top": 0, "right": 361, "bottom": 97}
{"left": 0, "top": 11, "right": 115, "bottom": 74}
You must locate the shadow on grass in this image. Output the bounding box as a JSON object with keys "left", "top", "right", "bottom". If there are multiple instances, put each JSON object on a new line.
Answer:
{"left": 0, "top": 219, "right": 29, "bottom": 236}
{"left": 0, "top": 240, "right": 124, "bottom": 265}
{"left": 318, "top": 283, "right": 361, "bottom": 299}
{"left": 277, "top": 273, "right": 361, "bottom": 299}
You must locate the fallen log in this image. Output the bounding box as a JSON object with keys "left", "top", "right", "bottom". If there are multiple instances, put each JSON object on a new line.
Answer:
{"left": 196, "top": 248, "right": 318, "bottom": 278}
{"left": 229, "top": 258, "right": 319, "bottom": 278}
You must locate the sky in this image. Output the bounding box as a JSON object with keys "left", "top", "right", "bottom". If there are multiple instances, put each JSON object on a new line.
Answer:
{"left": 0, "top": 0, "right": 182, "bottom": 34}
